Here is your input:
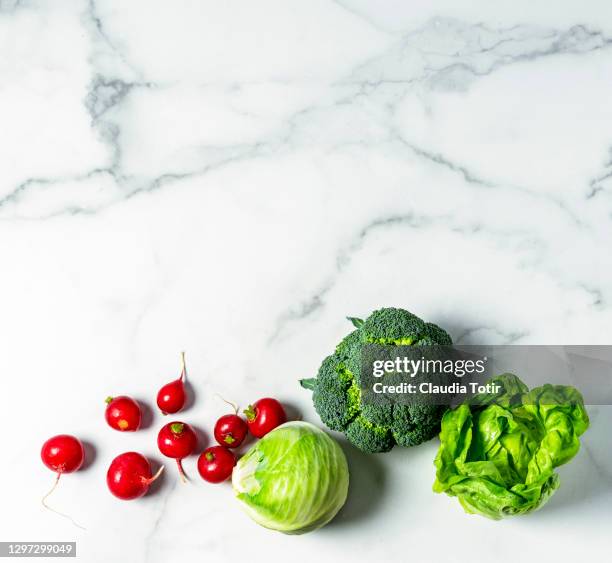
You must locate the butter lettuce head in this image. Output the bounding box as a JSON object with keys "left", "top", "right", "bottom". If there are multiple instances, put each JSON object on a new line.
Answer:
{"left": 433, "top": 373, "right": 589, "bottom": 519}
{"left": 232, "top": 421, "right": 349, "bottom": 534}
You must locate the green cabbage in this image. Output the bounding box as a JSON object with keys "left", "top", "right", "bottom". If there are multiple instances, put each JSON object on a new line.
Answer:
{"left": 232, "top": 421, "right": 349, "bottom": 534}
{"left": 433, "top": 373, "right": 589, "bottom": 519}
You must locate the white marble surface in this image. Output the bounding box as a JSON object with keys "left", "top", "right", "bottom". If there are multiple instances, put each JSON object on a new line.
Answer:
{"left": 1, "top": 1, "right": 611, "bottom": 562}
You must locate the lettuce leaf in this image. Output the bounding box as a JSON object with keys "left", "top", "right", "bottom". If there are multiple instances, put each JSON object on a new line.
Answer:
{"left": 433, "top": 373, "right": 589, "bottom": 519}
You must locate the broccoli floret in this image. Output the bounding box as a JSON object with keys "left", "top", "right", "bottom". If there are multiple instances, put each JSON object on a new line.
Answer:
{"left": 416, "top": 322, "right": 453, "bottom": 346}
{"left": 309, "top": 355, "right": 351, "bottom": 431}
{"left": 361, "top": 401, "right": 394, "bottom": 427}
{"left": 335, "top": 329, "right": 360, "bottom": 357}
{"left": 301, "top": 307, "right": 452, "bottom": 453}
{"left": 346, "top": 416, "right": 394, "bottom": 453}
{"left": 361, "top": 307, "right": 426, "bottom": 345}
{"left": 302, "top": 330, "right": 360, "bottom": 431}
{"left": 391, "top": 403, "right": 446, "bottom": 447}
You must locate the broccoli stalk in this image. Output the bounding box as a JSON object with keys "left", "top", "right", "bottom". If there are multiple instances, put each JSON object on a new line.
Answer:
{"left": 300, "top": 307, "right": 451, "bottom": 453}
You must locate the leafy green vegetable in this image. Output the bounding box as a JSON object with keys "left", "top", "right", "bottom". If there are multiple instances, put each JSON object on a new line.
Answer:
{"left": 433, "top": 373, "right": 589, "bottom": 519}
{"left": 301, "top": 307, "right": 452, "bottom": 453}
{"left": 232, "top": 421, "right": 349, "bottom": 534}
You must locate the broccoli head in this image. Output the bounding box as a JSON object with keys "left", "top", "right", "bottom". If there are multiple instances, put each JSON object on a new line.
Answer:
{"left": 301, "top": 307, "right": 452, "bottom": 453}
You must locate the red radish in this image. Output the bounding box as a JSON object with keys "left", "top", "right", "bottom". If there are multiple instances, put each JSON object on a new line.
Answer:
{"left": 106, "top": 452, "right": 164, "bottom": 500}
{"left": 157, "top": 352, "right": 187, "bottom": 415}
{"left": 214, "top": 414, "right": 248, "bottom": 448}
{"left": 40, "top": 435, "right": 85, "bottom": 529}
{"left": 41, "top": 434, "right": 84, "bottom": 474}
{"left": 105, "top": 396, "right": 141, "bottom": 431}
{"left": 157, "top": 421, "right": 197, "bottom": 482}
{"left": 197, "top": 446, "right": 235, "bottom": 483}
{"left": 244, "top": 398, "right": 287, "bottom": 438}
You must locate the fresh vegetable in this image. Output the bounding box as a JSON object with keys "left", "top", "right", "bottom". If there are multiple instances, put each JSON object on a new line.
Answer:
{"left": 41, "top": 435, "right": 85, "bottom": 475}
{"left": 106, "top": 452, "right": 164, "bottom": 500}
{"left": 157, "top": 421, "right": 197, "bottom": 482}
{"left": 433, "top": 373, "right": 589, "bottom": 519}
{"left": 244, "top": 398, "right": 287, "bottom": 438}
{"left": 105, "top": 396, "right": 142, "bottom": 431}
{"left": 198, "top": 446, "right": 236, "bottom": 483}
{"left": 40, "top": 434, "right": 85, "bottom": 528}
{"left": 214, "top": 414, "right": 248, "bottom": 448}
{"left": 232, "top": 421, "right": 349, "bottom": 534}
{"left": 157, "top": 352, "right": 187, "bottom": 415}
{"left": 301, "top": 307, "right": 451, "bottom": 453}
